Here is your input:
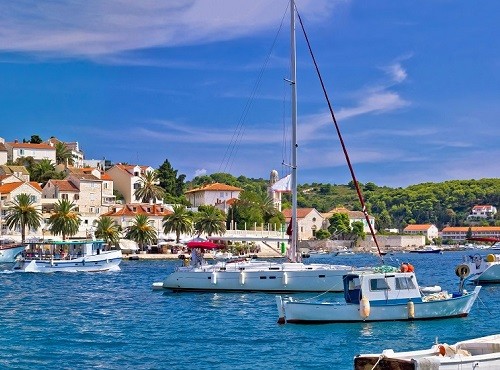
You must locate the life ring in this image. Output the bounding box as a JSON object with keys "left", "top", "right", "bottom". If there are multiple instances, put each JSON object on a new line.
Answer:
{"left": 455, "top": 264, "right": 470, "bottom": 278}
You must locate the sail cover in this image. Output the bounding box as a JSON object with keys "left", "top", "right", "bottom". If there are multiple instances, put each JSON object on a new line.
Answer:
{"left": 271, "top": 174, "right": 291, "bottom": 193}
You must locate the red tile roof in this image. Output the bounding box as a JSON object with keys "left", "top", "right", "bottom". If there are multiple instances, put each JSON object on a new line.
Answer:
{"left": 282, "top": 208, "right": 316, "bottom": 220}
{"left": 185, "top": 182, "right": 243, "bottom": 194}
{"left": 8, "top": 142, "right": 55, "bottom": 150}
{"left": 0, "top": 181, "right": 42, "bottom": 193}
{"left": 403, "top": 224, "right": 435, "bottom": 231}
{"left": 48, "top": 180, "right": 79, "bottom": 192}
{"left": 102, "top": 203, "right": 172, "bottom": 217}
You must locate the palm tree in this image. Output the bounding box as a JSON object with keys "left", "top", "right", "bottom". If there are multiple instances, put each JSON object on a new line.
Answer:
{"left": 134, "top": 170, "right": 165, "bottom": 203}
{"left": 162, "top": 205, "right": 193, "bottom": 243}
{"left": 47, "top": 199, "right": 81, "bottom": 240}
{"left": 31, "top": 158, "right": 55, "bottom": 183}
{"left": 93, "top": 216, "right": 121, "bottom": 249}
{"left": 194, "top": 205, "right": 226, "bottom": 237}
{"left": 4, "top": 193, "right": 42, "bottom": 244}
{"left": 125, "top": 214, "right": 157, "bottom": 251}
{"left": 55, "top": 141, "right": 73, "bottom": 166}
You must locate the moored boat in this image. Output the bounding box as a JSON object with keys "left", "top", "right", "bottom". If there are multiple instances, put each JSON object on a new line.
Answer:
{"left": 354, "top": 334, "right": 500, "bottom": 369}
{"left": 276, "top": 267, "right": 481, "bottom": 324}
{"left": 457, "top": 253, "right": 500, "bottom": 284}
{"left": 0, "top": 242, "right": 26, "bottom": 263}
{"left": 13, "top": 239, "right": 122, "bottom": 273}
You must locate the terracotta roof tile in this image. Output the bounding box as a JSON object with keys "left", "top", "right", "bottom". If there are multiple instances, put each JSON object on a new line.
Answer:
{"left": 403, "top": 224, "right": 434, "bottom": 231}
{"left": 185, "top": 182, "right": 243, "bottom": 194}
{"left": 48, "top": 180, "right": 79, "bottom": 192}
{"left": 8, "top": 142, "right": 55, "bottom": 150}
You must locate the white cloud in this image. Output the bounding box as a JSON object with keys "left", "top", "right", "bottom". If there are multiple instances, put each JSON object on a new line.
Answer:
{"left": 194, "top": 168, "right": 207, "bottom": 177}
{"left": 0, "top": 0, "right": 339, "bottom": 58}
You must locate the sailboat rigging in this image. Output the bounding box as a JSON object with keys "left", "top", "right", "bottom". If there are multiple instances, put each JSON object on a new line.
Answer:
{"left": 154, "top": 0, "right": 360, "bottom": 293}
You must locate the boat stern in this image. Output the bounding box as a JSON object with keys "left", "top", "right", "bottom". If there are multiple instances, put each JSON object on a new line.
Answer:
{"left": 276, "top": 296, "right": 286, "bottom": 324}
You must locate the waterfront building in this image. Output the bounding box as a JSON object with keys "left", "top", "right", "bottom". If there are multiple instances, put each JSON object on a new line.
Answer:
{"left": 403, "top": 224, "right": 439, "bottom": 240}
{"left": 441, "top": 226, "right": 500, "bottom": 242}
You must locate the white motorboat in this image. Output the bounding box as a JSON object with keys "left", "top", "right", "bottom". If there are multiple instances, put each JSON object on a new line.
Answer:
{"left": 0, "top": 242, "right": 25, "bottom": 263}
{"left": 155, "top": 0, "right": 371, "bottom": 293}
{"left": 457, "top": 253, "right": 500, "bottom": 284}
{"left": 276, "top": 267, "right": 481, "bottom": 324}
{"left": 13, "top": 239, "right": 122, "bottom": 273}
{"left": 354, "top": 334, "right": 500, "bottom": 369}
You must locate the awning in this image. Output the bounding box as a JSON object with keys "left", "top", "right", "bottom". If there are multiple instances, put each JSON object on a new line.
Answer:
{"left": 467, "top": 237, "right": 500, "bottom": 243}
{"left": 186, "top": 240, "right": 221, "bottom": 249}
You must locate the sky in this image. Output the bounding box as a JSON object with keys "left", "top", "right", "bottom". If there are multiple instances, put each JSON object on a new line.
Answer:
{"left": 0, "top": 0, "right": 499, "bottom": 188}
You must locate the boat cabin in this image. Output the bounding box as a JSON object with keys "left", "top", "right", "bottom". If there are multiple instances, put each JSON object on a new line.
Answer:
{"left": 343, "top": 272, "right": 423, "bottom": 305}
{"left": 24, "top": 240, "right": 106, "bottom": 260}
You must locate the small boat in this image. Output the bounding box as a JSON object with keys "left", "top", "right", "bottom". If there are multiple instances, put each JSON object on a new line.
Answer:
{"left": 13, "top": 239, "right": 122, "bottom": 273}
{"left": 0, "top": 242, "right": 26, "bottom": 263}
{"left": 354, "top": 334, "right": 500, "bottom": 369}
{"left": 276, "top": 267, "right": 481, "bottom": 324}
{"left": 410, "top": 245, "right": 443, "bottom": 254}
{"left": 457, "top": 253, "right": 500, "bottom": 284}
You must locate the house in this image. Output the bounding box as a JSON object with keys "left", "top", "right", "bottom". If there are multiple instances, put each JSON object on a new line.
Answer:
{"left": 4, "top": 140, "right": 56, "bottom": 164}
{"left": 403, "top": 224, "right": 439, "bottom": 241}
{"left": 467, "top": 205, "right": 497, "bottom": 220}
{"left": 322, "top": 207, "right": 376, "bottom": 234}
{"left": 0, "top": 139, "right": 8, "bottom": 165}
{"left": 46, "top": 137, "right": 85, "bottom": 167}
{"left": 282, "top": 208, "right": 324, "bottom": 240}
{"left": 106, "top": 164, "right": 156, "bottom": 204}
{"left": 185, "top": 183, "right": 242, "bottom": 212}
{"left": 0, "top": 181, "right": 43, "bottom": 237}
{"left": 441, "top": 226, "right": 500, "bottom": 242}
{"left": 0, "top": 165, "right": 30, "bottom": 182}
{"left": 42, "top": 167, "right": 116, "bottom": 235}
{"left": 101, "top": 203, "right": 173, "bottom": 236}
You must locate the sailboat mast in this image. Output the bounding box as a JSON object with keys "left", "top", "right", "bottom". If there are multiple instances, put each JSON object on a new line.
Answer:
{"left": 290, "top": 0, "right": 298, "bottom": 262}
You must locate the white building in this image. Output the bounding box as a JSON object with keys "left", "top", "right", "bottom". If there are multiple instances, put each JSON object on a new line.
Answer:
{"left": 282, "top": 208, "right": 324, "bottom": 241}
{"left": 5, "top": 140, "right": 56, "bottom": 164}
{"left": 185, "top": 183, "right": 242, "bottom": 212}
{"left": 403, "top": 224, "right": 439, "bottom": 240}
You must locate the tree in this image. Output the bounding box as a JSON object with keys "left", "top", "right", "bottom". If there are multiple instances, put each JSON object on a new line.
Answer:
{"left": 125, "top": 214, "right": 157, "bottom": 251}
{"left": 328, "top": 213, "right": 352, "bottom": 239}
{"left": 466, "top": 227, "right": 473, "bottom": 239}
{"left": 162, "top": 205, "right": 193, "bottom": 243}
{"left": 93, "top": 216, "right": 121, "bottom": 248}
{"left": 47, "top": 199, "right": 81, "bottom": 240}
{"left": 30, "top": 158, "right": 56, "bottom": 183}
{"left": 350, "top": 221, "right": 366, "bottom": 241}
{"left": 315, "top": 229, "right": 331, "bottom": 240}
{"left": 157, "top": 159, "right": 186, "bottom": 198}
{"left": 4, "top": 193, "right": 42, "bottom": 244}
{"left": 194, "top": 205, "right": 226, "bottom": 237}
{"left": 134, "top": 170, "right": 165, "bottom": 203}
{"left": 55, "top": 142, "right": 73, "bottom": 166}
{"left": 29, "top": 135, "right": 43, "bottom": 144}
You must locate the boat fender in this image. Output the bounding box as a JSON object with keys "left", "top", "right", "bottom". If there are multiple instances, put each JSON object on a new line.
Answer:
{"left": 438, "top": 345, "right": 446, "bottom": 356}
{"left": 455, "top": 264, "right": 470, "bottom": 278}
{"left": 360, "top": 297, "right": 370, "bottom": 319}
{"left": 486, "top": 254, "right": 495, "bottom": 263}
{"left": 407, "top": 300, "right": 415, "bottom": 319}
{"left": 400, "top": 263, "right": 408, "bottom": 272}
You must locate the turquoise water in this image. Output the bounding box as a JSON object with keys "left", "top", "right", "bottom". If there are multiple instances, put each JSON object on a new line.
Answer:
{"left": 1, "top": 251, "right": 499, "bottom": 369}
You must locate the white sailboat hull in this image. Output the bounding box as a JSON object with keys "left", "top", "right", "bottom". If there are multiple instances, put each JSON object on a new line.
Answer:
{"left": 13, "top": 250, "right": 122, "bottom": 273}
{"left": 162, "top": 261, "right": 355, "bottom": 292}
{"left": 276, "top": 286, "right": 481, "bottom": 323}
{"left": 354, "top": 334, "right": 500, "bottom": 370}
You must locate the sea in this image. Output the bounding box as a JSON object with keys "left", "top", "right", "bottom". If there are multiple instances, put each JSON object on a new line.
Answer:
{"left": 1, "top": 250, "right": 499, "bottom": 370}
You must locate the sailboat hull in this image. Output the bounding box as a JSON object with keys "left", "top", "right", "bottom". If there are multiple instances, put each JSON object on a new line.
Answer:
{"left": 163, "top": 261, "right": 355, "bottom": 292}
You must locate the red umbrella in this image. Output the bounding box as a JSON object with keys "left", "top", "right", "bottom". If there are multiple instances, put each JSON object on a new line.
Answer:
{"left": 186, "top": 240, "right": 221, "bottom": 249}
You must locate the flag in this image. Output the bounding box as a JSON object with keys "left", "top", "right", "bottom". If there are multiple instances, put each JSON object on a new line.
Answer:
{"left": 286, "top": 218, "right": 293, "bottom": 236}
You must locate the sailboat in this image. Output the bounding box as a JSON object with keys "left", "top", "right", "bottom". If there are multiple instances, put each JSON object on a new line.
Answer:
{"left": 155, "top": 0, "right": 360, "bottom": 293}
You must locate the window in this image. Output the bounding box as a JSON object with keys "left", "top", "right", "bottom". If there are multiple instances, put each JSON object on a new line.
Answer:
{"left": 74, "top": 194, "right": 79, "bottom": 200}
{"left": 133, "top": 183, "right": 140, "bottom": 189}
{"left": 370, "top": 278, "right": 390, "bottom": 291}
{"left": 62, "top": 194, "right": 68, "bottom": 200}
{"left": 395, "top": 277, "right": 416, "bottom": 290}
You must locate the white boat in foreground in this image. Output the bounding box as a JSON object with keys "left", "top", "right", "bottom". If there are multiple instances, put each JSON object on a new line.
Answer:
{"left": 0, "top": 243, "right": 25, "bottom": 263}
{"left": 354, "top": 334, "right": 500, "bottom": 369}
{"left": 276, "top": 268, "right": 481, "bottom": 324}
{"left": 13, "top": 239, "right": 122, "bottom": 273}
{"left": 457, "top": 253, "right": 500, "bottom": 284}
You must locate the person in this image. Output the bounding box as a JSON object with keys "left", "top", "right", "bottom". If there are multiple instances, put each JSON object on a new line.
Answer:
{"left": 190, "top": 248, "right": 198, "bottom": 267}
{"left": 406, "top": 262, "right": 415, "bottom": 272}
{"left": 400, "top": 262, "right": 408, "bottom": 272}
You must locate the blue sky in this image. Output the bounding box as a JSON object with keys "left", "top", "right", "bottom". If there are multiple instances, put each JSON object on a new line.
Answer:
{"left": 1, "top": 0, "right": 498, "bottom": 188}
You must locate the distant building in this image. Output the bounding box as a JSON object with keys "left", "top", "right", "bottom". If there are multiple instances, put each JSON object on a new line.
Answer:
{"left": 4, "top": 140, "right": 56, "bottom": 164}
{"left": 46, "top": 137, "right": 85, "bottom": 168}
{"left": 106, "top": 164, "right": 157, "bottom": 204}
{"left": 0, "top": 165, "right": 30, "bottom": 182}
{"left": 467, "top": 205, "right": 497, "bottom": 221}
{"left": 403, "top": 224, "right": 439, "bottom": 240}
{"left": 102, "top": 203, "right": 173, "bottom": 235}
{"left": 185, "top": 182, "right": 242, "bottom": 212}
{"left": 282, "top": 208, "right": 324, "bottom": 240}
{"left": 441, "top": 226, "right": 500, "bottom": 242}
